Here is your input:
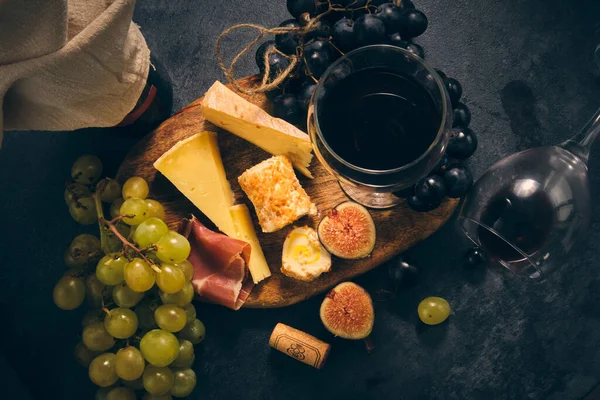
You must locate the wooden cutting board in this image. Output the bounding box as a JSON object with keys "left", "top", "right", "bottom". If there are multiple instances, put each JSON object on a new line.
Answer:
{"left": 117, "top": 75, "right": 459, "bottom": 308}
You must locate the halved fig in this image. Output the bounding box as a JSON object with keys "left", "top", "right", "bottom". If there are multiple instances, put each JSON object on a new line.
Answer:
{"left": 320, "top": 282, "right": 374, "bottom": 340}
{"left": 317, "top": 201, "right": 376, "bottom": 259}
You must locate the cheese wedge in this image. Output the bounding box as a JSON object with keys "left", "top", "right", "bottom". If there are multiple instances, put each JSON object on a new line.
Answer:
{"left": 230, "top": 204, "right": 271, "bottom": 283}
{"left": 153, "top": 132, "right": 237, "bottom": 237}
{"left": 201, "top": 81, "right": 314, "bottom": 178}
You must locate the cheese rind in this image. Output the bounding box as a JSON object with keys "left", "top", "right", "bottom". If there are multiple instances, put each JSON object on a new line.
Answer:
{"left": 201, "top": 81, "right": 314, "bottom": 178}
{"left": 153, "top": 132, "right": 237, "bottom": 237}
{"left": 230, "top": 204, "right": 271, "bottom": 283}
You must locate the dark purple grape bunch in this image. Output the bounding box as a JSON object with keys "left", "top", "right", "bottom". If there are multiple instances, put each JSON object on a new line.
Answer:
{"left": 259, "top": 0, "right": 430, "bottom": 128}
{"left": 403, "top": 69, "right": 478, "bottom": 212}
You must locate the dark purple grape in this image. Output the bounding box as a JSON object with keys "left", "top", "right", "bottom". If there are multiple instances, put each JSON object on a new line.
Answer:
{"left": 434, "top": 153, "right": 450, "bottom": 174}
{"left": 388, "top": 34, "right": 424, "bottom": 59}
{"left": 305, "top": 48, "right": 331, "bottom": 79}
{"left": 446, "top": 78, "right": 463, "bottom": 105}
{"left": 306, "top": 19, "right": 333, "bottom": 40}
{"left": 399, "top": 0, "right": 415, "bottom": 9}
{"left": 275, "top": 19, "right": 301, "bottom": 55}
{"left": 265, "top": 86, "right": 284, "bottom": 101}
{"left": 272, "top": 94, "right": 302, "bottom": 126}
{"left": 297, "top": 81, "right": 317, "bottom": 112}
{"left": 304, "top": 40, "right": 334, "bottom": 57}
{"left": 388, "top": 257, "right": 418, "bottom": 285}
{"left": 447, "top": 128, "right": 478, "bottom": 159}
{"left": 397, "top": 9, "right": 428, "bottom": 39}
{"left": 265, "top": 52, "right": 291, "bottom": 80}
{"left": 407, "top": 195, "right": 440, "bottom": 212}
{"left": 453, "top": 103, "right": 471, "bottom": 128}
{"left": 375, "top": 3, "right": 403, "bottom": 34}
{"left": 415, "top": 175, "right": 447, "bottom": 203}
{"left": 287, "top": 0, "right": 316, "bottom": 18}
{"left": 333, "top": 18, "right": 355, "bottom": 52}
{"left": 443, "top": 165, "right": 473, "bottom": 198}
{"left": 354, "top": 14, "right": 386, "bottom": 47}
{"left": 435, "top": 69, "right": 448, "bottom": 82}
{"left": 255, "top": 40, "right": 276, "bottom": 72}
{"left": 464, "top": 247, "right": 487, "bottom": 267}
{"left": 392, "top": 185, "right": 414, "bottom": 199}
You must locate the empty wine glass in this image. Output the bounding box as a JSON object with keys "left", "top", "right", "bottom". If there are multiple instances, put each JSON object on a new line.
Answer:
{"left": 458, "top": 107, "right": 599, "bottom": 278}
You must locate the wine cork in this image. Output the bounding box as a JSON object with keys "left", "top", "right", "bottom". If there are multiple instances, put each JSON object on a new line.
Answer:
{"left": 269, "top": 323, "right": 330, "bottom": 369}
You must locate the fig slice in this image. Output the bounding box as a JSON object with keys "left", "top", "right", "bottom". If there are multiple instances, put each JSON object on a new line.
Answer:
{"left": 320, "top": 282, "right": 374, "bottom": 340}
{"left": 317, "top": 201, "right": 376, "bottom": 259}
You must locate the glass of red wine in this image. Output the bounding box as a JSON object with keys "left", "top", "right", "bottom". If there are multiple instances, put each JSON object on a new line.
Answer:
{"left": 458, "top": 107, "right": 600, "bottom": 278}
{"left": 307, "top": 45, "right": 452, "bottom": 209}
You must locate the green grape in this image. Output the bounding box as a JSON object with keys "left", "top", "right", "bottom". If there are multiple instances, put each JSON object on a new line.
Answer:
{"left": 53, "top": 276, "right": 86, "bottom": 310}
{"left": 113, "top": 282, "right": 144, "bottom": 308}
{"left": 154, "top": 304, "right": 187, "bottom": 333}
{"left": 69, "top": 196, "right": 97, "bottom": 225}
{"left": 64, "top": 183, "right": 91, "bottom": 205}
{"left": 97, "top": 179, "right": 122, "bottom": 203}
{"left": 146, "top": 199, "right": 166, "bottom": 219}
{"left": 155, "top": 231, "right": 191, "bottom": 264}
{"left": 65, "top": 234, "right": 101, "bottom": 268}
{"left": 144, "top": 394, "right": 173, "bottom": 400}
{"left": 109, "top": 198, "right": 125, "bottom": 219}
{"left": 95, "top": 387, "right": 115, "bottom": 400}
{"left": 82, "top": 310, "right": 102, "bottom": 327}
{"left": 83, "top": 321, "right": 116, "bottom": 351}
{"left": 89, "top": 353, "right": 118, "bottom": 387}
{"left": 178, "top": 319, "right": 205, "bottom": 345}
{"left": 106, "top": 387, "right": 136, "bottom": 400}
{"left": 122, "top": 176, "right": 149, "bottom": 200}
{"left": 96, "top": 254, "right": 127, "bottom": 285}
{"left": 72, "top": 154, "right": 103, "bottom": 184}
{"left": 122, "top": 376, "right": 144, "bottom": 390}
{"left": 120, "top": 198, "right": 150, "bottom": 225}
{"left": 86, "top": 275, "right": 108, "bottom": 307}
{"left": 159, "top": 282, "right": 194, "bottom": 307}
{"left": 156, "top": 264, "right": 186, "bottom": 294}
{"left": 182, "top": 304, "right": 196, "bottom": 323}
{"left": 175, "top": 260, "right": 194, "bottom": 281}
{"left": 170, "top": 368, "right": 196, "bottom": 398}
{"left": 418, "top": 297, "right": 451, "bottom": 325}
{"left": 105, "top": 222, "right": 130, "bottom": 253}
{"left": 134, "top": 217, "right": 169, "bottom": 248}
{"left": 143, "top": 366, "right": 175, "bottom": 395}
{"left": 74, "top": 341, "right": 98, "bottom": 367}
{"left": 124, "top": 258, "right": 155, "bottom": 292}
{"left": 104, "top": 308, "right": 138, "bottom": 339}
{"left": 171, "top": 339, "right": 194, "bottom": 368}
{"left": 135, "top": 300, "right": 159, "bottom": 330}
{"left": 115, "top": 346, "right": 145, "bottom": 381}
{"left": 140, "top": 329, "right": 180, "bottom": 367}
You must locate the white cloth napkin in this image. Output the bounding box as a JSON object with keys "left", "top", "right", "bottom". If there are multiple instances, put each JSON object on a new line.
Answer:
{"left": 0, "top": 0, "right": 151, "bottom": 148}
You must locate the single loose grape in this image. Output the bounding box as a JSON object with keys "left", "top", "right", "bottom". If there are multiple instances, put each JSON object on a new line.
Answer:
{"left": 64, "top": 183, "right": 91, "bottom": 205}
{"left": 182, "top": 304, "right": 196, "bottom": 323}
{"left": 109, "top": 198, "right": 125, "bottom": 219}
{"left": 140, "top": 329, "right": 180, "bottom": 367}
{"left": 418, "top": 297, "right": 451, "bottom": 325}
{"left": 171, "top": 340, "right": 195, "bottom": 368}
{"left": 155, "top": 304, "right": 187, "bottom": 332}
{"left": 122, "top": 376, "right": 144, "bottom": 390}
{"left": 74, "top": 341, "right": 98, "bottom": 367}
{"left": 83, "top": 322, "right": 116, "bottom": 352}
{"left": 155, "top": 231, "right": 191, "bottom": 264}
{"left": 134, "top": 217, "right": 169, "bottom": 248}
{"left": 72, "top": 154, "right": 103, "bottom": 184}
{"left": 86, "top": 275, "right": 108, "bottom": 307}
{"left": 178, "top": 319, "right": 205, "bottom": 345}
{"left": 175, "top": 260, "right": 194, "bottom": 281}
{"left": 89, "top": 353, "right": 118, "bottom": 387}
{"left": 146, "top": 199, "right": 166, "bottom": 219}
{"left": 144, "top": 394, "right": 173, "bottom": 400}
{"left": 104, "top": 308, "right": 138, "bottom": 339}
{"left": 106, "top": 387, "right": 136, "bottom": 400}
{"left": 53, "top": 276, "right": 86, "bottom": 310}
{"left": 120, "top": 198, "right": 150, "bottom": 225}
{"left": 115, "top": 346, "right": 145, "bottom": 381}
{"left": 96, "top": 254, "right": 127, "bottom": 285}
{"left": 159, "top": 282, "right": 194, "bottom": 307}
{"left": 113, "top": 282, "right": 144, "bottom": 308}
{"left": 97, "top": 179, "right": 122, "bottom": 203}
{"left": 124, "top": 258, "right": 156, "bottom": 292}
{"left": 170, "top": 368, "right": 196, "bottom": 398}
{"left": 122, "top": 176, "right": 149, "bottom": 200}
{"left": 69, "top": 196, "right": 97, "bottom": 225}
{"left": 143, "top": 366, "right": 175, "bottom": 395}
{"left": 156, "top": 264, "right": 186, "bottom": 294}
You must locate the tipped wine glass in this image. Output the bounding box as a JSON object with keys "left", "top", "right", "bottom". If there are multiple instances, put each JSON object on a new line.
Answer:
{"left": 458, "top": 106, "right": 600, "bottom": 278}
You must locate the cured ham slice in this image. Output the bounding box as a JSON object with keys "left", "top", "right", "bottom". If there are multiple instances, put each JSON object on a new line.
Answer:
{"left": 179, "top": 216, "right": 254, "bottom": 310}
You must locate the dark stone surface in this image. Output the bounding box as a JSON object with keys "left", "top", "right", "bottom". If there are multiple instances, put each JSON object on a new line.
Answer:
{"left": 1, "top": 0, "right": 600, "bottom": 399}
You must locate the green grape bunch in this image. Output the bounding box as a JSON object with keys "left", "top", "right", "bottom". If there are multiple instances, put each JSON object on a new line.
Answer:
{"left": 53, "top": 154, "right": 203, "bottom": 398}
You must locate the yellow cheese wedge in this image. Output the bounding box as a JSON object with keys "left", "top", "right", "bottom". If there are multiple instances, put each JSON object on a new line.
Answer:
{"left": 229, "top": 204, "right": 271, "bottom": 283}
{"left": 201, "top": 81, "right": 314, "bottom": 178}
{"left": 153, "top": 132, "right": 237, "bottom": 237}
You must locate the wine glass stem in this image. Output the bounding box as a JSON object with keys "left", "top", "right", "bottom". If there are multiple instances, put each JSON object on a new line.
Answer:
{"left": 561, "top": 105, "right": 600, "bottom": 165}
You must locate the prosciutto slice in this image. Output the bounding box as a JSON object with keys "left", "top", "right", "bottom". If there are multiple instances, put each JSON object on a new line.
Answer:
{"left": 178, "top": 216, "right": 254, "bottom": 310}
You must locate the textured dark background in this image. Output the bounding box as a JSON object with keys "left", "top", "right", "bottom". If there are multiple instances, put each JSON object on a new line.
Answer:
{"left": 1, "top": 0, "right": 600, "bottom": 399}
